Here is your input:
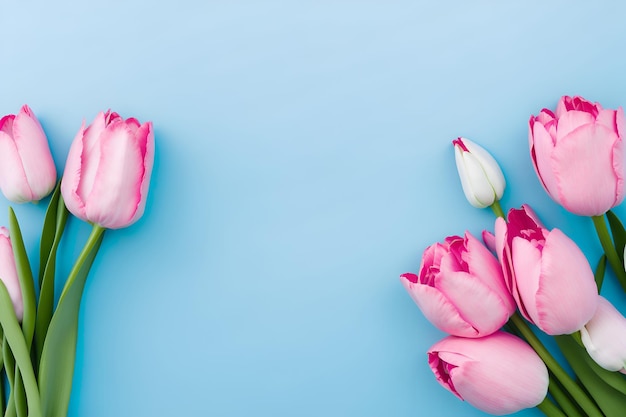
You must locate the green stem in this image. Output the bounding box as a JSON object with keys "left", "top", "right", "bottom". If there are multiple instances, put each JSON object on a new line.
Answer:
{"left": 548, "top": 376, "right": 584, "bottom": 417}
{"left": 509, "top": 314, "right": 604, "bottom": 417}
{"left": 490, "top": 200, "right": 505, "bottom": 219}
{"left": 592, "top": 214, "right": 626, "bottom": 291}
{"left": 536, "top": 397, "right": 567, "bottom": 417}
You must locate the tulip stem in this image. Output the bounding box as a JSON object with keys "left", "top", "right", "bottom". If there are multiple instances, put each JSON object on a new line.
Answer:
{"left": 536, "top": 397, "right": 567, "bottom": 417}
{"left": 490, "top": 201, "right": 505, "bottom": 219}
{"left": 547, "top": 376, "right": 584, "bottom": 417}
{"left": 592, "top": 215, "right": 626, "bottom": 292}
{"left": 509, "top": 313, "right": 604, "bottom": 417}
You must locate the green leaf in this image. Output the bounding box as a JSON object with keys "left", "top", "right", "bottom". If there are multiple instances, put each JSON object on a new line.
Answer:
{"left": 38, "top": 182, "right": 61, "bottom": 288}
{"left": 8, "top": 208, "right": 36, "bottom": 348}
{"left": 607, "top": 210, "right": 626, "bottom": 264}
{"left": 555, "top": 335, "right": 626, "bottom": 417}
{"left": 0, "top": 281, "right": 41, "bottom": 417}
{"left": 34, "top": 190, "right": 69, "bottom": 367}
{"left": 39, "top": 225, "right": 105, "bottom": 417}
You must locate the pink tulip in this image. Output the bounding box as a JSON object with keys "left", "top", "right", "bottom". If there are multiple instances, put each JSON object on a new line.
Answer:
{"left": 495, "top": 205, "right": 598, "bottom": 335}
{"left": 580, "top": 296, "right": 626, "bottom": 374}
{"left": 428, "top": 331, "right": 548, "bottom": 415}
{"left": 400, "top": 232, "right": 515, "bottom": 338}
{"left": 0, "top": 227, "right": 23, "bottom": 322}
{"left": 0, "top": 105, "right": 57, "bottom": 203}
{"left": 529, "top": 95, "right": 625, "bottom": 216}
{"left": 61, "top": 110, "right": 154, "bottom": 229}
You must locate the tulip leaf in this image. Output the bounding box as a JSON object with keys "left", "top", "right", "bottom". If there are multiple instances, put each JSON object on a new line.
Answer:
{"left": 35, "top": 188, "right": 69, "bottom": 366}
{"left": 0, "top": 280, "right": 42, "bottom": 417}
{"left": 607, "top": 210, "right": 626, "bottom": 264}
{"left": 38, "top": 182, "right": 61, "bottom": 287}
{"left": 555, "top": 335, "right": 626, "bottom": 417}
{"left": 39, "top": 225, "right": 105, "bottom": 417}
{"left": 8, "top": 207, "right": 36, "bottom": 348}
{"left": 594, "top": 255, "right": 607, "bottom": 292}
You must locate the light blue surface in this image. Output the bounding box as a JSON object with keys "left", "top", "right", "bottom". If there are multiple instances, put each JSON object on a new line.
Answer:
{"left": 2, "top": 2, "right": 626, "bottom": 416}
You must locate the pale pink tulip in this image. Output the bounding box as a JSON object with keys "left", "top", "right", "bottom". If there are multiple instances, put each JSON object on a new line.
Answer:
{"left": 401, "top": 232, "right": 515, "bottom": 338}
{"left": 495, "top": 205, "right": 598, "bottom": 335}
{"left": 0, "top": 105, "right": 57, "bottom": 203}
{"left": 529, "top": 95, "right": 625, "bottom": 216}
{"left": 428, "top": 331, "right": 548, "bottom": 415}
{"left": 61, "top": 110, "right": 154, "bottom": 229}
{"left": 580, "top": 296, "right": 626, "bottom": 374}
{"left": 0, "top": 227, "right": 23, "bottom": 322}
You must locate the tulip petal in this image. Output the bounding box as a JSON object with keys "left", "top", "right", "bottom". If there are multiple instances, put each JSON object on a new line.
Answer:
{"left": 12, "top": 105, "right": 56, "bottom": 199}
{"left": 511, "top": 237, "right": 542, "bottom": 324}
{"left": 581, "top": 297, "right": 626, "bottom": 372}
{"left": 530, "top": 121, "right": 560, "bottom": 200}
{"left": 552, "top": 124, "right": 620, "bottom": 216}
{"left": 555, "top": 110, "right": 594, "bottom": 143}
{"left": 536, "top": 229, "right": 598, "bottom": 334}
{"left": 460, "top": 152, "right": 495, "bottom": 208}
{"left": 400, "top": 276, "right": 476, "bottom": 337}
{"left": 436, "top": 269, "right": 510, "bottom": 336}
{"left": 61, "top": 123, "right": 88, "bottom": 219}
{"left": 85, "top": 122, "right": 144, "bottom": 229}
{"left": 0, "top": 229, "right": 23, "bottom": 321}
{"left": 0, "top": 131, "right": 33, "bottom": 203}
{"left": 461, "top": 138, "right": 505, "bottom": 199}
{"left": 126, "top": 122, "right": 154, "bottom": 226}
{"left": 77, "top": 112, "right": 107, "bottom": 202}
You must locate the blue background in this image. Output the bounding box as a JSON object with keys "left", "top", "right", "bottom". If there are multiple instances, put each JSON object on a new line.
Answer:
{"left": 2, "top": 1, "right": 626, "bottom": 416}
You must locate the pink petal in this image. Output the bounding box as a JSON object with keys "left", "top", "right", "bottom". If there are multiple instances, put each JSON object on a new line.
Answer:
{"left": 12, "top": 105, "right": 56, "bottom": 199}
{"left": 535, "top": 229, "right": 598, "bottom": 335}
{"left": 85, "top": 122, "right": 145, "bottom": 229}
{"left": 530, "top": 121, "right": 560, "bottom": 200}
{"left": 0, "top": 228, "right": 23, "bottom": 321}
{"left": 126, "top": 121, "right": 154, "bottom": 226}
{"left": 0, "top": 131, "right": 33, "bottom": 203}
{"left": 76, "top": 112, "right": 107, "bottom": 203}
{"left": 552, "top": 124, "right": 620, "bottom": 215}
{"left": 61, "top": 123, "right": 88, "bottom": 220}
{"left": 555, "top": 110, "right": 595, "bottom": 142}
{"left": 511, "top": 237, "right": 542, "bottom": 324}
{"left": 400, "top": 277, "right": 476, "bottom": 337}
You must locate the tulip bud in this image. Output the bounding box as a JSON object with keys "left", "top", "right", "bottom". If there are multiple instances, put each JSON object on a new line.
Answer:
{"left": 0, "top": 105, "right": 57, "bottom": 203}
{"left": 401, "top": 232, "right": 515, "bottom": 338}
{"left": 428, "top": 331, "right": 549, "bottom": 415}
{"left": 580, "top": 296, "right": 626, "bottom": 373}
{"left": 0, "top": 227, "right": 23, "bottom": 322}
{"left": 495, "top": 205, "right": 598, "bottom": 335}
{"left": 61, "top": 110, "right": 154, "bottom": 229}
{"left": 529, "top": 95, "right": 625, "bottom": 216}
{"left": 453, "top": 137, "right": 506, "bottom": 209}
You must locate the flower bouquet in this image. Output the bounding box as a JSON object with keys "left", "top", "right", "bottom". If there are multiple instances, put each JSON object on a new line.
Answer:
{"left": 402, "top": 96, "right": 626, "bottom": 416}
{"left": 0, "top": 105, "right": 154, "bottom": 417}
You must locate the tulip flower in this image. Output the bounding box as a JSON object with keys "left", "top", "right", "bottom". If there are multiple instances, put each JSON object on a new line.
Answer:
{"left": 0, "top": 227, "right": 23, "bottom": 322}
{"left": 495, "top": 205, "right": 598, "bottom": 335}
{"left": 61, "top": 110, "right": 154, "bottom": 229}
{"left": 0, "top": 105, "right": 57, "bottom": 203}
{"left": 580, "top": 296, "right": 626, "bottom": 374}
{"left": 529, "top": 95, "right": 625, "bottom": 216}
{"left": 401, "top": 232, "right": 515, "bottom": 338}
{"left": 453, "top": 137, "right": 506, "bottom": 209}
{"left": 428, "top": 331, "right": 549, "bottom": 415}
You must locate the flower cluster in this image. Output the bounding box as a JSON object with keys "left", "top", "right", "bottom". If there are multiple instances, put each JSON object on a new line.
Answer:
{"left": 0, "top": 105, "right": 154, "bottom": 417}
{"left": 402, "top": 96, "right": 626, "bottom": 416}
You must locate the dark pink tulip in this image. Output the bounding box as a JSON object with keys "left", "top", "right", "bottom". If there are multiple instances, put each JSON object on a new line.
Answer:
{"left": 61, "top": 110, "right": 154, "bottom": 229}
{"left": 401, "top": 232, "right": 515, "bottom": 338}
{"left": 0, "top": 105, "right": 57, "bottom": 203}
{"left": 495, "top": 205, "right": 598, "bottom": 335}
{"left": 529, "top": 95, "right": 625, "bottom": 216}
{"left": 428, "top": 331, "right": 548, "bottom": 415}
